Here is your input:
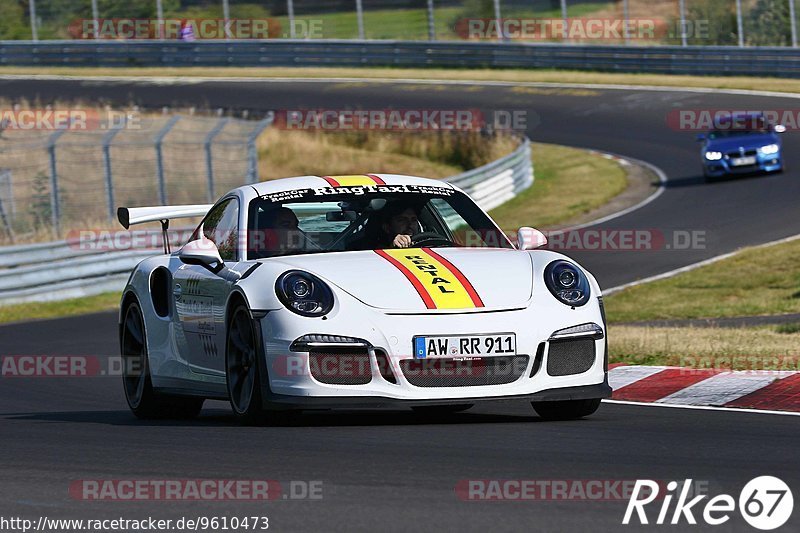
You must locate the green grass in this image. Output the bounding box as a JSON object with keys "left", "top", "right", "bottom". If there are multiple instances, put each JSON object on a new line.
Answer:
{"left": 489, "top": 143, "right": 628, "bottom": 230}
{"left": 608, "top": 325, "right": 800, "bottom": 369}
{"left": 605, "top": 237, "right": 800, "bottom": 324}
{"left": 0, "top": 292, "right": 121, "bottom": 324}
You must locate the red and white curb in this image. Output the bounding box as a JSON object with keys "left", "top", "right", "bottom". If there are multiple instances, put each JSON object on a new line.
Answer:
{"left": 607, "top": 365, "right": 800, "bottom": 414}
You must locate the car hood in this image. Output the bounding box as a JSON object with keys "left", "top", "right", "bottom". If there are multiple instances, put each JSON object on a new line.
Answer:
{"left": 270, "top": 248, "right": 533, "bottom": 312}
{"left": 706, "top": 133, "right": 779, "bottom": 152}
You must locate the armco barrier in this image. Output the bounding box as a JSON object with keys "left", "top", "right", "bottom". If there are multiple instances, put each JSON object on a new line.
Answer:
{"left": 2, "top": 40, "right": 800, "bottom": 77}
{"left": 0, "top": 137, "right": 533, "bottom": 305}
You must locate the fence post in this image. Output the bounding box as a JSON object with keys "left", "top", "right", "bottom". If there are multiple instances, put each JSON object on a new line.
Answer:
{"left": 222, "top": 0, "right": 231, "bottom": 38}
{"left": 791, "top": 0, "right": 798, "bottom": 48}
{"left": 101, "top": 116, "right": 125, "bottom": 222}
{"left": 426, "top": 0, "right": 436, "bottom": 41}
{"left": 156, "top": 0, "right": 164, "bottom": 40}
{"left": 622, "top": 0, "right": 630, "bottom": 44}
{"left": 205, "top": 118, "right": 229, "bottom": 203}
{"left": 154, "top": 116, "right": 180, "bottom": 205}
{"left": 560, "top": 0, "right": 568, "bottom": 43}
{"left": 735, "top": 0, "right": 744, "bottom": 47}
{"left": 287, "top": 0, "right": 296, "bottom": 38}
{"left": 28, "top": 0, "right": 38, "bottom": 41}
{"left": 679, "top": 0, "right": 687, "bottom": 46}
{"left": 492, "top": 0, "right": 504, "bottom": 42}
{"left": 0, "top": 170, "right": 14, "bottom": 243}
{"left": 47, "top": 128, "right": 70, "bottom": 237}
{"left": 355, "top": 0, "right": 365, "bottom": 39}
{"left": 246, "top": 115, "right": 274, "bottom": 184}
{"left": 91, "top": 0, "right": 99, "bottom": 39}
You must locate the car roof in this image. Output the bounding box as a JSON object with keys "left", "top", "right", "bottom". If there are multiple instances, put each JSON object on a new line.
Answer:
{"left": 249, "top": 174, "right": 454, "bottom": 197}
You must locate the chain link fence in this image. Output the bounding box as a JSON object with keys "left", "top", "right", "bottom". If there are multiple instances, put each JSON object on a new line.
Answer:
{"left": 5, "top": 0, "right": 800, "bottom": 47}
{"left": 0, "top": 111, "right": 272, "bottom": 243}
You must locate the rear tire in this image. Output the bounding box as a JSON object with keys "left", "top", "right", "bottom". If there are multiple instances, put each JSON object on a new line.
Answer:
{"left": 531, "top": 398, "right": 601, "bottom": 421}
{"left": 121, "top": 301, "right": 204, "bottom": 419}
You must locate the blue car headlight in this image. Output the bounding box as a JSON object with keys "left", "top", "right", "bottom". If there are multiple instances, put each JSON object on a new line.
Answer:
{"left": 760, "top": 144, "right": 780, "bottom": 155}
{"left": 276, "top": 270, "right": 334, "bottom": 317}
{"left": 544, "top": 260, "right": 591, "bottom": 307}
{"left": 704, "top": 151, "right": 723, "bottom": 161}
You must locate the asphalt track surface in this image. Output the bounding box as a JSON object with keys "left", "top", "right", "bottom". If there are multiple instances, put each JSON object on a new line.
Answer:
{"left": 1, "top": 78, "right": 800, "bottom": 532}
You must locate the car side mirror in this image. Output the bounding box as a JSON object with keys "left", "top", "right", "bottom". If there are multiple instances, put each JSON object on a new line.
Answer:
{"left": 517, "top": 227, "right": 548, "bottom": 250}
{"left": 695, "top": 133, "right": 706, "bottom": 142}
{"left": 179, "top": 238, "right": 225, "bottom": 274}
{"left": 774, "top": 124, "right": 787, "bottom": 133}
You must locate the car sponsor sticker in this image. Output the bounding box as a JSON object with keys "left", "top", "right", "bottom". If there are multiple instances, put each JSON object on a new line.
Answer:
{"left": 375, "top": 247, "right": 484, "bottom": 309}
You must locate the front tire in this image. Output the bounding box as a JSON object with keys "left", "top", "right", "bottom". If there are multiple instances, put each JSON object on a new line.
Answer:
{"left": 226, "top": 303, "right": 272, "bottom": 425}
{"left": 121, "top": 301, "right": 204, "bottom": 419}
{"left": 531, "top": 398, "right": 601, "bottom": 421}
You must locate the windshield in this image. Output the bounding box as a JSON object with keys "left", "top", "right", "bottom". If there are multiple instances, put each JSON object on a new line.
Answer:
{"left": 708, "top": 116, "right": 770, "bottom": 139}
{"left": 246, "top": 185, "right": 512, "bottom": 259}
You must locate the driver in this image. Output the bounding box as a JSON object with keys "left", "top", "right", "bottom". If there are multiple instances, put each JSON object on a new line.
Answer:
{"left": 379, "top": 202, "right": 421, "bottom": 249}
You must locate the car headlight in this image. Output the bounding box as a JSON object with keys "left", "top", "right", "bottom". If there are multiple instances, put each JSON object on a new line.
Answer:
{"left": 276, "top": 271, "right": 334, "bottom": 317}
{"left": 704, "top": 151, "right": 723, "bottom": 161}
{"left": 544, "top": 260, "right": 591, "bottom": 307}
{"left": 760, "top": 144, "right": 780, "bottom": 155}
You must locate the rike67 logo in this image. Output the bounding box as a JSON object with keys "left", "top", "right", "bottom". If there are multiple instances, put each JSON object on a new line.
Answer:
{"left": 623, "top": 477, "right": 793, "bottom": 530}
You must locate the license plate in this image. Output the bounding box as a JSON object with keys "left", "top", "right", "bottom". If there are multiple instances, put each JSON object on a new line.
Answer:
{"left": 413, "top": 334, "right": 516, "bottom": 359}
{"left": 730, "top": 156, "right": 756, "bottom": 166}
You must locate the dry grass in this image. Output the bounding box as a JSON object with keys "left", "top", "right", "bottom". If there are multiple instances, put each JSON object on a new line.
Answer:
{"left": 255, "top": 129, "right": 502, "bottom": 181}
{"left": 489, "top": 142, "right": 628, "bottom": 230}
{"left": 609, "top": 325, "right": 800, "bottom": 369}
{"left": 7, "top": 66, "right": 800, "bottom": 94}
{"left": 0, "top": 291, "right": 121, "bottom": 324}
{"left": 605, "top": 237, "right": 800, "bottom": 324}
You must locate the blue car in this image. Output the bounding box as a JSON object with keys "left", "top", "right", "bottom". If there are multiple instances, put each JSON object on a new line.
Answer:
{"left": 698, "top": 112, "right": 785, "bottom": 179}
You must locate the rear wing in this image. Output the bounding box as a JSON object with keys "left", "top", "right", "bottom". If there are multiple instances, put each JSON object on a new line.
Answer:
{"left": 117, "top": 204, "right": 212, "bottom": 230}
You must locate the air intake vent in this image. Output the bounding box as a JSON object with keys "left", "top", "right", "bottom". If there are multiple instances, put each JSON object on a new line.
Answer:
{"left": 374, "top": 349, "right": 397, "bottom": 384}
{"left": 547, "top": 339, "right": 595, "bottom": 376}
{"left": 309, "top": 347, "right": 371, "bottom": 385}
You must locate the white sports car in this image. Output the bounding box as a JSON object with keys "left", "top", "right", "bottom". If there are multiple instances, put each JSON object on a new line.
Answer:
{"left": 118, "top": 174, "right": 610, "bottom": 424}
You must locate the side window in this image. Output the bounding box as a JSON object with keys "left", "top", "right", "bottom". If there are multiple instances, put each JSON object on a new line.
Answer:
{"left": 427, "top": 198, "right": 469, "bottom": 245}
{"left": 202, "top": 198, "right": 239, "bottom": 261}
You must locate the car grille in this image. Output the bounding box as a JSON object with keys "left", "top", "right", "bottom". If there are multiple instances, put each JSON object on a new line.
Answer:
{"left": 726, "top": 149, "right": 757, "bottom": 159}
{"left": 546, "top": 338, "right": 596, "bottom": 376}
{"left": 400, "top": 355, "right": 529, "bottom": 387}
{"left": 309, "top": 348, "right": 372, "bottom": 385}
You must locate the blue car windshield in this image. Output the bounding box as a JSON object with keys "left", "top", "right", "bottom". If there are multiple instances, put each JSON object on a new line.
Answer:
{"left": 708, "top": 128, "right": 769, "bottom": 139}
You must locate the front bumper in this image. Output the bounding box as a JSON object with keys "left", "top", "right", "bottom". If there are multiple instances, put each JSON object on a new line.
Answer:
{"left": 261, "top": 380, "right": 612, "bottom": 409}
{"left": 704, "top": 153, "right": 782, "bottom": 176}
{"left": 256, "top": 297, "right": 608, "bottom": 408}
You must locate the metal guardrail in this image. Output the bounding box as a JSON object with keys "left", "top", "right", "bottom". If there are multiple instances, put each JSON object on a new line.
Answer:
{"left": 0, "top": 137, "right": 534, "bottom": 305}
{"left": 4, "top": 40, "right": 800, "bottom": 76}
